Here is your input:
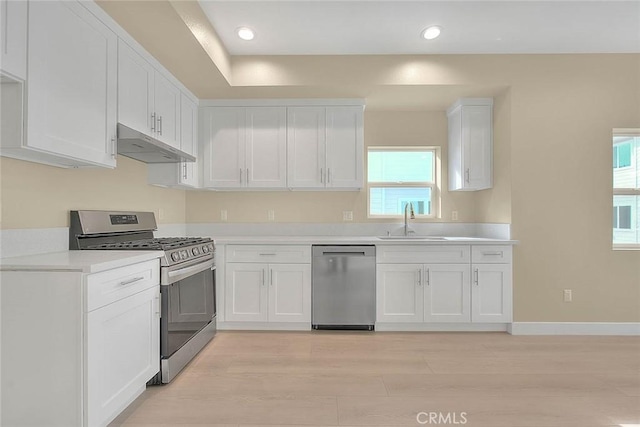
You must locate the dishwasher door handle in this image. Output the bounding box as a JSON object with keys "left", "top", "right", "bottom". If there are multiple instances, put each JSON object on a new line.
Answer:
{"left": 322, "top": 252, "right": 366, "bottom": 256}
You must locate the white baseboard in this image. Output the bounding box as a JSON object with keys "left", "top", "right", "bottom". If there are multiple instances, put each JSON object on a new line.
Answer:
{"left": 374, "top": 323, "right": 508, "bottom": 332}
{"left": 509, "top": 322, "right": 640, "bottom": 336}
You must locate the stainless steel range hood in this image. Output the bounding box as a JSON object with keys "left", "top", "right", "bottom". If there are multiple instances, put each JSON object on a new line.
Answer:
{"left": 117, "top": 123, "right": 196, "bottom": 163}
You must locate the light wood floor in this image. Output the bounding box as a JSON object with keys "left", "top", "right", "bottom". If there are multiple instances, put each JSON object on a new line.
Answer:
{"left": 110, "top": 331, "right": 640, "bottom": 427}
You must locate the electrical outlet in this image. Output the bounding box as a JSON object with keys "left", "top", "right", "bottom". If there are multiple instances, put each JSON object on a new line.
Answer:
{"left": 452, "top": 211, "right": 459, "bottom": 221}
{"left": 158, "top": 208, "right": 165, "bottom": 220}
{"left": 268, "top": 210, "right": 275, "bottom": 221}
{"left": 563, "top": 289, "right": 572, "bottom": 302}
{"left": 343, "top": 211, "right": 353, "bottom": 221}
{"left": 220, "top": 210, "right": 228, "bottom": 222}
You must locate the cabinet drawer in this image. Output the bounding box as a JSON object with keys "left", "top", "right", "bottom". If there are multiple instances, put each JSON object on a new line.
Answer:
{"left": 226, "top": 245, "right": 311, "bottom": 263}
{"left": 86, "top": 259, "right": 160, "bottom": 311}
{"left": 376, "top": 245, "right": 470, "bottom": 264}
{"left": 471, "top": 245, "right": 512, "bottom": 263}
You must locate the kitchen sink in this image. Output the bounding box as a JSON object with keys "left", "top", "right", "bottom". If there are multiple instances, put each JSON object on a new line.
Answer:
{"left": 377, "top": 236, "right": 448, "bottom": 240}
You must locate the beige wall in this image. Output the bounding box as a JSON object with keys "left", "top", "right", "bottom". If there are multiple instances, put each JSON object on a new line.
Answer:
{"left": 0, "top": 156, "right": 186, "bottom": 229}
{"left": 506, "top": 56, "right": 640, "bottom": 322}
{"left": 186, "top": 110, "right": 480, "bottom": 224}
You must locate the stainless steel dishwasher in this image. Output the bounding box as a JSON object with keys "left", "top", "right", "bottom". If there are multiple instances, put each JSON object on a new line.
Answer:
{"left": 312, "top": 245, "right": 376, "bottom": 330}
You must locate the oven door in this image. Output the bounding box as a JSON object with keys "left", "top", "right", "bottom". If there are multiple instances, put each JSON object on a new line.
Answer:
{"left": 160, "top": 258, "right": 216, "bottom": 381}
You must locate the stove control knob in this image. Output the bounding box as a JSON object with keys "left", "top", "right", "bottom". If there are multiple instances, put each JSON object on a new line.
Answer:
{"left": 192, "top": 247, "right": 200, "bottom": 256}
{"left": 202, "top": 245, "right": 209, "bottom": 253}
{"left": 208, "top": 244, "right": 214, "bottom": 252}
{"left": 171, "top": 252, "right": 180, "bottom": 262}
{"left": 180, "top": 250, "right": 188, "bottom": 260}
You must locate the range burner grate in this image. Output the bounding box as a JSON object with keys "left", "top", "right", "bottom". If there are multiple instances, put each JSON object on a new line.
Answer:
{"left": 86, "top": 237, "right": 212, "bottom": 251}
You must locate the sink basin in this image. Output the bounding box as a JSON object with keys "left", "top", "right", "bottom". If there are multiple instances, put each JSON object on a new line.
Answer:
{"left": 377, "top": 236, "right": 448, "bottom": 240}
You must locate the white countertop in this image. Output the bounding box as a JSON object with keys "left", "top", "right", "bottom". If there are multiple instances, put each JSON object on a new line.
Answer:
{"left": 213, "top": 236, "right": 517, "bottom": 245}
{"left": 0, "top": 250, "right": 163, "bottom": 273}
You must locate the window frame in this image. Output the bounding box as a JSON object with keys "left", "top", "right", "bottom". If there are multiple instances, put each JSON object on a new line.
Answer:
{"left": 367, "top": 146, "right": 440, "bottom": 219}
{"left": 612, "top": 129, "right": 640, "bottom": 250}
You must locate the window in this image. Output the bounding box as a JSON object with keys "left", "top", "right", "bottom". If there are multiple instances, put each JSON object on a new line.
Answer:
{"left": 368, "top": 147, "right": 438, "bottom": 217}
{"left": 613, "top": 205, "right": 632, "bottom": 230}
{"left": 612, "top": 130, "right": 640, "bottom": 249}
{"left": 613, "top": 142, "right": 632, "bottom": 168}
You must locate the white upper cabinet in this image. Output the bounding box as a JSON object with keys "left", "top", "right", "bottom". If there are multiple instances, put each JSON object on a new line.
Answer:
{"left": 181, "top": 94, "right": 198, "bottom": 156}
{"left": 288, "top": 105, "right": 364, "bottom": 190}
{"left": 118, "top": 40, "right": 181, "bottom": 150}
{"left": 0, "top": 0, "right": 27, "bottom": 80}
{"left": 202, "top": 106, "right": 287, "bottom": 189}
{"left": 325, "top": 106, "right": 364, "bottom": 188}
{"left": 147, "top": 94, "right": 198, "bottom": 188}
{"left": 117, "top": 40, "right": 155, "bottom": 135}
{"left": 287, "top": 106, "right": 326, "bottom": 189}
{"left": 153, "top": 71, "right": 181, "bottom": 148}
{"left": 203, "top": 107, "right": 245, "bottom": 188}
{"left": 245, "top": 107, "right": 287, "bottom": 188}
{"left": 448, "top": 98, "right": 493, "bottom": 191}
{"left": 23, "top": 0, "right": 118, "bottom": 168}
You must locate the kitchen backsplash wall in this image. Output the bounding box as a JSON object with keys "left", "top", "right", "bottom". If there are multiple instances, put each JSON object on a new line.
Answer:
{"left": 0, "top": 155, "right": 186, "bottom": 229}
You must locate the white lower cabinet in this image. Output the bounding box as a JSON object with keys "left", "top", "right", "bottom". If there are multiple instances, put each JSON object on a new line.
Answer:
{"left": 376, "top": 263, "right": 470, "bottom": 323}
{"left": 0, "top": 258, "right": 161, "bottom": 427}
{"left": 376, "top": 263, "right": 423, "bottom": 323}
{"left": 376, "top": 245, "right": 512, "bottom": 327}
{"left": 424, "top": 264, "right": 471, "bottom": 323}
{"left": 471, "top": 263, "right": 512, "bottom": 323}
{"left": 225, "top": 262, "right": 311, "bottom": 323}
{"left": 223, "top": 244, "right": 312, "bottom": 327}
{"left": 225, "top": 263, "right": 269, "bottom": 322}
{"left": 87, "top": 286, "right": 160, "bottom": 426}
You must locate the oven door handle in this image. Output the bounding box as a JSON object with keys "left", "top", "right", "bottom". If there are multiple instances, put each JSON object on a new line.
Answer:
{"left": 164, "top": 260, "right": 215, "bottom": 285}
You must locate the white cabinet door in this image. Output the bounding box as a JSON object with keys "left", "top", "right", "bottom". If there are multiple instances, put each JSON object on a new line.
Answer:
{"left": 471, "top": 263, "right": 512, "bottom": 323}
{"left": 376, "top": 264, "right": 423, "bottom": 323}
{"left": 153, "top": 72, "right": 181, "bottom": 149}
{"left": 245, "top": 107, "right": 287, "bottom": 188}
{"left": 287, "top": 106, "right": 326, "bottom": 188}
{"left": 180, "top": 94, "right": 197, "bottom": 156}
{"left": 86, "top": 286, "right": 159, "bottom": 427}
{"left": 268, "top": 263, "right": 311, "bottom": 323}
{"left": 0, "top": 0, "right": 27, "bottom": 80}
{"left": 27, "top": 0, "right": 117, "bottom": 167}
{"left": 423, "top": 264, "right": 471, "bottom": 323}
{"left": 448, "top": 106, "right": 464, "bottom": 191}
{"left": 448, "top": 99, "right": 492, "bottom": 191}
{"left": 117, "top": 40, "right": 154, "bottom": 135}
{"left": 225, "top": 263, "right": 269, "bottom": 322}
{"left": 147, "top": 93, "right": 198, "bottom": 188}
{"left": 325, "top": 106, "right": 363, "bottom": 189}
{"left": 203, "top": 107, "right": 245, "bottom": 188}
{"left": 462, "top": 105, "right": 492, "bottom": 190}
{"left": 180, "top": 94, "right": 198, "bottom": 187}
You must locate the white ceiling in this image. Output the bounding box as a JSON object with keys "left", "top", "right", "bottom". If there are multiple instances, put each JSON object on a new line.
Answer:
{"left": 198, "top": 1, "right": 640, "bottom": 55}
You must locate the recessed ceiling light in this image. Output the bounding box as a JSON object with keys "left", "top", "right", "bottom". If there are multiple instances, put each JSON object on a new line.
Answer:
{"left": 422, "top": 26, "right": 442, "bottom": 40}
{"left": 237, "top": 27, "right": 255, "bottom": 41}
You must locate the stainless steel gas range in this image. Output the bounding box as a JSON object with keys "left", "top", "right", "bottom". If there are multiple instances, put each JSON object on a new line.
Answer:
{"left": 69, "top": 210, "right": 216, "bottom": 384}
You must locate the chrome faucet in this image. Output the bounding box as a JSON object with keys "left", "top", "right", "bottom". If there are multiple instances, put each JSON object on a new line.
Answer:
{"left": 404, "top": 202, "right": 415, "bottom": 236}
